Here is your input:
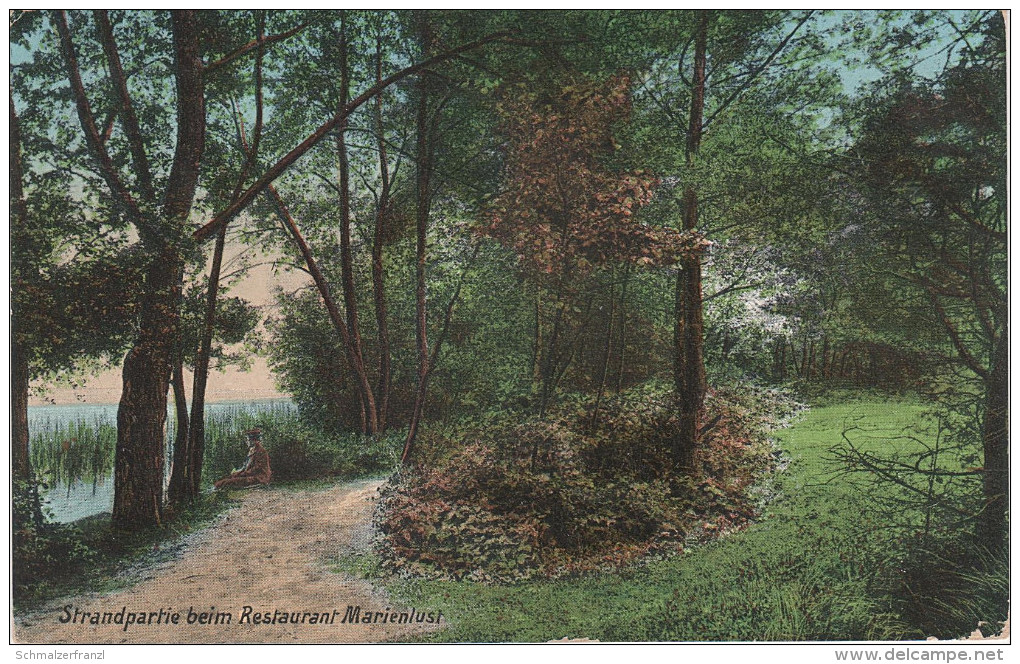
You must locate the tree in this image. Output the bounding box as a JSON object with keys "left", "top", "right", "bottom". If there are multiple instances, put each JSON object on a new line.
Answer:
{"left": 672, "top": 9, "right": 709, "bottom": 471}
{"left": 851, "top": 14, "right": 1006, "bottom": 548}
{"left": 31, "top": 9, "right": 519, "bottom": 528}
{"left": 50, "top": 10, "right": 206, "bottom": 528}
{"left": 482, "top": 74, "right": 701, "bottom": 418}
{"left": 633, "top": 9, "right": 825, "bottom": 469}
{"left": 167, "top": 278, "right": 261, "bottom": 506}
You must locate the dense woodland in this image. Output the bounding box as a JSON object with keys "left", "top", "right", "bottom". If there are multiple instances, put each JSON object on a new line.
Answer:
{"left": 10, "top": 10, "right": 1007, "bottom": 638}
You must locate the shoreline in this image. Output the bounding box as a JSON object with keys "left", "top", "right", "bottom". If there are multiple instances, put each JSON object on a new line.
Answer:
{"left": 27, "top": 394, "right": 293, "bottom": 409}
{"left": 28, "top": 392, "right": 291, "bottom": 408}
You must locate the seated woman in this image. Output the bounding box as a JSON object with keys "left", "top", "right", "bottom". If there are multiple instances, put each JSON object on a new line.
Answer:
{"left": 214, "top": 428, "right": 272, "bottom": 490}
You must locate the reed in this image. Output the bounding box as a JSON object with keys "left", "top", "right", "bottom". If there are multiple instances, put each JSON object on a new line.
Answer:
{"left": 27, "top": 400, "right": 299, "bottom": 501}
{"left": 29, "top": 416, "right": 117, "bottom": 495}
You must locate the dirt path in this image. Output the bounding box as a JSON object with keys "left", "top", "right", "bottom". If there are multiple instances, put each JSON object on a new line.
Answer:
{"left": 13, "top": 479, "right": 443, "bottom": 644}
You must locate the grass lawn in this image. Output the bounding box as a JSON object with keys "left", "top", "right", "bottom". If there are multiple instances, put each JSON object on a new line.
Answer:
{"left": 360, "top": 395, "right": 1000, "bottom": 642}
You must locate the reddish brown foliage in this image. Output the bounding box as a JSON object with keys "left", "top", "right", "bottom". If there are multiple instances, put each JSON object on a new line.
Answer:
{"left": 483, "top": 75, "right": 704, "bottom": 282}
{"left": 376, "top": 383, "right": 797, "bottom": 582}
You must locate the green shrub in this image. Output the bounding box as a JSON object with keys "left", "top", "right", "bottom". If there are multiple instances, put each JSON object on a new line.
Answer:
{"left": 200, "top": 405, "right": 401, "bottom": 484}
{"left": 265, "top": 426, "right": 402, "bottom": 481}
{"left": 12, "top": 478, "right": 96, "bottom": 604}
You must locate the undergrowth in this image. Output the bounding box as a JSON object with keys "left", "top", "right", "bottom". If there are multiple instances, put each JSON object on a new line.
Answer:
{"left": 369, "top": 394, "right": 1006, "bottom": 642}
{"left": 375, "top": 381, "right": 800, "bottom": 582}
{"left": 13, "top": 484, "right": 235, "bottom": 610}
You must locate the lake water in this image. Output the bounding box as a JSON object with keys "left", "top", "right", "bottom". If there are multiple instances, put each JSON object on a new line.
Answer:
{"left": 28, "top": 399, "right": 294, "bottom": 523}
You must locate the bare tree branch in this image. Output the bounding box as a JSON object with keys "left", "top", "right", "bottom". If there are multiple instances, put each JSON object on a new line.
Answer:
{"left": 702, "top": 10, "right": 815, "bottom": 132}
{"left": 204, "top": 20, "right": 310, "bottom": 75}
{"left": 193, "top": 29, "right": 517, "bottom": 243}
{"left": 94, "top": 10, "right": 154, "bottom": 200}
{"left": 53, "top": 10, "right": 144, "bottom": 223}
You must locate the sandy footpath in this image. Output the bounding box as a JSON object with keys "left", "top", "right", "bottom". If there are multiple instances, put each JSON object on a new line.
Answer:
{"left": 13, "top": 480, "right": 442, "bottom": 644}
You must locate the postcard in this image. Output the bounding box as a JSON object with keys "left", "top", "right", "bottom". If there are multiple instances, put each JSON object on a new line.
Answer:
{"left": 8, "top": 9, "right": 1010, "bottom": 657}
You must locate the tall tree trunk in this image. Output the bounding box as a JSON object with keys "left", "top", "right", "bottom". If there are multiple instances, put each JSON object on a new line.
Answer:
{"left": 113, "top": 11, "right": 204, "bottom": 530}
{"left": 11, "top": 90, "right": 45, "bottom": 528}
{"left": 589, "top": 280, "right": 617, "bottom": 430}
{"left": 12, "top": 336, "right": 45, "bottom": 527}
{"left": 372, "top": 34, "right": 393, "bottom": 431}
{"left": 672, "top": 9, "right": 709, "bottom": 472}
{"left": 167, "top": 359, "right": 189, "bottom": 504}
{"left": 335, "top": 13, "right": 377, "bottom": 434}
{"left": 402, "top": 13, "right": 436, "bottom": 464}
{"left": 269, "top": 187, "right": 377, "bottom": 433}
{"left": 114, "top": 251, "right": 181, "bottom": 529}
{"left": 12, "top": 337, "right": 31, "bottom": 483}
{"left": 978, "top": 324, "right": 1008, "bottom": 551}
{"left": 10, "top": 95, "right": 32, "bottom": 484}
{"left": 774, "top": 338, "right": 787, "bottom": 381}
{"left": 171, "top": 224, "right": 227, "bottom": 505}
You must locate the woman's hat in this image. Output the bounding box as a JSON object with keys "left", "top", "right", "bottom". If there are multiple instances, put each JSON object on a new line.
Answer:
{"left": 246, "top": 428, "right": 262, "bottom": 440}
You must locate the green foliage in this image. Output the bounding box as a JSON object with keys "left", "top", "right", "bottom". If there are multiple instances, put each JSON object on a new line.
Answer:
{"left": 11, "top": 9, "right": 1007, "bottom": 639}
{"left": 264, "top": 427, "right": 403, "bottom": 482}
{"left": 879, "top": 534, "right": 1008, "bottom": 639}
{"left": 376, "top": 381, "right": 796, "bottom": 582}
{"left": 196, "top": 402, "right": 402, "bottom": 485}
{"left": 372, "top": 397, "right": 1005, "bottom": 642}
{"left": 14, "top": 485, "right": 235, "bottom": 610}
{"left": 179, "top": 285, "right": 262, "bottom": 370}
{"left": 12, "top": 479, "right": 97, "bottom": 605}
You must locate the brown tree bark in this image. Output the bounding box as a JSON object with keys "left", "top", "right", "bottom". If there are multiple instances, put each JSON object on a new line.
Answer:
{"left": 402, "top": 13, "right": 436, "bottom": 464}
{"left": 773, "top": 338, "right": 787, "bottom": 381}
{"left": 267, "top": 186, "right": 378, "bottom": 434}
{"left": 94, "top": 10, "right": 155, "bottom": 200}
{"left": 168, "top": 359, "right": 189, "bottom": 503}
{"left": 172, "top": 16, "right": 267, "bottom": 505}
{"left": 12, "top": 338, "right": 31, "bottom": 483}
{"left": 672, "top": 9, "right": 709, "bottom": 472}
{"left": 112, "top": 11, "right": 205, "bottom": 530}
{"left": 11, "top": 94, "right": 32, "bottom": 483}
{"left": 371, "top": 34, "right": 393, "bottom": 431}
{"left": 114, "top": 250, "right": 182, "bottom": 529}
{"left": 335, "top": 13, "right": 378, "bottom": 434}
{"left": 977, "top": 324, "right": 1008, "bottom": 551}
{"left": 168, "top": 224, "right": 227, "bottom": 506}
